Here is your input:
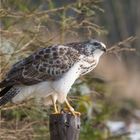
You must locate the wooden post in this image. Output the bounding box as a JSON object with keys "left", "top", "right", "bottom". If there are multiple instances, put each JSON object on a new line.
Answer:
{"left": 49, "top": 113, "right": 81, "bottom": 140}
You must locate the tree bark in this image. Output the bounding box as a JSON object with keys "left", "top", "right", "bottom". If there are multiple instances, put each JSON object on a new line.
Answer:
{"left": 49, "top": 113, "right": 80, "bottom": 140}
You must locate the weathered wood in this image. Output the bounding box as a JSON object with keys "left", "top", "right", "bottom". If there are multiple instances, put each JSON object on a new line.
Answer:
{"left": 49, "top": 113, "right": 80, "bottom": 140}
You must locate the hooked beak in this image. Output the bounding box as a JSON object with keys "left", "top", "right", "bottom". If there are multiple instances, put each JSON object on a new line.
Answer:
{"left": 100, "top": 43, "right": 106, "bottom": 52}
{"left": 101, "top": 47, "right": 106, "bottom": 52}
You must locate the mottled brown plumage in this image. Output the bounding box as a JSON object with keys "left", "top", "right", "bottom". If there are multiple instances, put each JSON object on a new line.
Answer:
{"left": 0, "top": 45, "right": 80, "bottom": 87}
{"left": 0, "top": 39, "right": 106, "bottom": 111}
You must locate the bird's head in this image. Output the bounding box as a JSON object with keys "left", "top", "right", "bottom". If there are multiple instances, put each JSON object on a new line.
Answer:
{"left": 84, "top": 39, "right": 106, "bottom": 58}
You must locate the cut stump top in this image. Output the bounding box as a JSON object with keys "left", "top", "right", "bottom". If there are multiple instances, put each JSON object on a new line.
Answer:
{"left": 49, "top": 113, "right": 81, "bottom": 140}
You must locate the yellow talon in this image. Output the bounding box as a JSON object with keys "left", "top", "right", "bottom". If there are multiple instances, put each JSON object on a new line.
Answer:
{"left": 65, "top": 98, "right": 81, "bottom": 116}
{"left": 51, "top": 96, "right": 81, "bottom": 116}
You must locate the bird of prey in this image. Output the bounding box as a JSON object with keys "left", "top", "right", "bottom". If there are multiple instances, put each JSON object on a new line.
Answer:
{"left": 0, "top": 39, "right": 106, "bottom": 115}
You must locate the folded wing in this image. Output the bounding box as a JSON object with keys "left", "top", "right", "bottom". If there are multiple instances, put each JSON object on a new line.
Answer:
{"left": 0, "top": 45, "right": 80, "bottom": 88}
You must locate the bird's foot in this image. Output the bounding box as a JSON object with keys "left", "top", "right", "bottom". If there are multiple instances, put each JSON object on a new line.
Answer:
{"left": 68, "top": 107, "right": 81, "bottom": 116}
{"left": 72, "top": 111, "right": 81, "bottom": 116}
{"left": 65, "top": 99, "right": 81, "bottom": 116}
{"left": 52, "top": 105, "right": 60, "bottom": 114}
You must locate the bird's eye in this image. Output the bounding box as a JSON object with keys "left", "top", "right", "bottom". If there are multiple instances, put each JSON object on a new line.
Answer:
{"left": 93, "top": 42, "right": 100, "bottom": 46}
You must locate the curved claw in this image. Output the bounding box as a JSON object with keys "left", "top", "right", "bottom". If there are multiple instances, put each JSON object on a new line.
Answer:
{"left": 65, "top": 99, "right": 81, "bottom": 116}
{"left": 71, "top": 110, "right": 81, "bottom": 116}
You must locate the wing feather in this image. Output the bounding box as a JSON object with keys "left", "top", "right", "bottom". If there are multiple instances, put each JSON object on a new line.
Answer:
{"left": 0, "top": 45, "right": 80, "bottom": 87}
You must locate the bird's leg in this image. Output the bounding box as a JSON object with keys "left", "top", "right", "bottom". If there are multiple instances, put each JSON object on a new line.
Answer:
{"left": 51, "top": 95, "right": 59, "bottom": 114}
{"left": 65, "top": 98, "right": 81, "bottom": 116}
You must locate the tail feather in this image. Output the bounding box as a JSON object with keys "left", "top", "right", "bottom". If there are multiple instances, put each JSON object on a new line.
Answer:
{"left": 0, "top": 87, "right": 20, "bottom": 106}
{"left": 0, "top": 86, "right": 13, "bottom": 97}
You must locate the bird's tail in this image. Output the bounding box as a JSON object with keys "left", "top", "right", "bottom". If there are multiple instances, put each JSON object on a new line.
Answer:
{"left": 0, "top": 86, "right": 13, "bottom": 97}
{"left": 0, "top": 86, "right": 20, "bottom": 106}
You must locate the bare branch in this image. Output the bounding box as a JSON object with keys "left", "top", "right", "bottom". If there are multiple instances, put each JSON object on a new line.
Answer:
{"left": 107, "top": 36, "right": 137, "bottom": 54}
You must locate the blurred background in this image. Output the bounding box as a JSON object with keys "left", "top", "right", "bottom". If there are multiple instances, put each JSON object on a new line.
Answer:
{"left": 0, "top": 0, "right": 140, "bottom": 140}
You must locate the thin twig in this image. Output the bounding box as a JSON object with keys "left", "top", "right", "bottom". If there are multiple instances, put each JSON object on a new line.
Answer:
{"left": 107, "top": 36, "right": 137, "bottom": 54}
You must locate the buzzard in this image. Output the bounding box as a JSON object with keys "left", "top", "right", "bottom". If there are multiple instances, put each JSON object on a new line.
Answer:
{"left": 0, "top": 39, "right": 106, "bottom": 115}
